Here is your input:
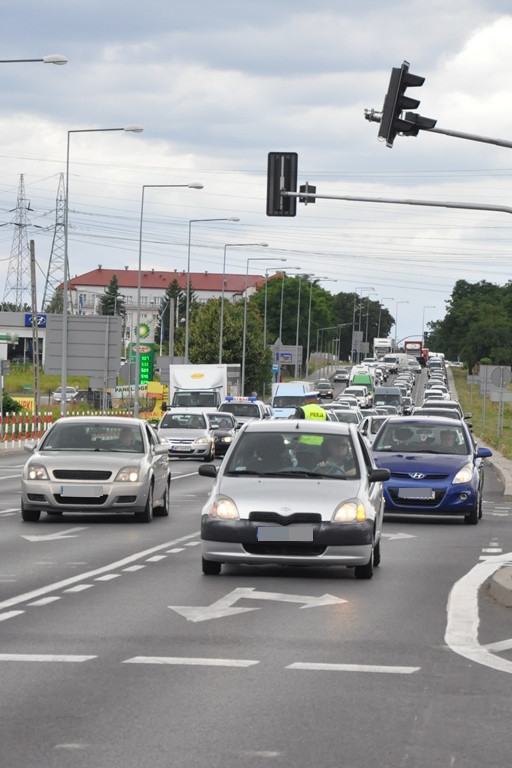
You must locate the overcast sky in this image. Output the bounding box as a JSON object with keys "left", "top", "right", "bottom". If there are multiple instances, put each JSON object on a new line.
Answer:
{"left": 1, "top": 0, "right": 512, "bottom": 343}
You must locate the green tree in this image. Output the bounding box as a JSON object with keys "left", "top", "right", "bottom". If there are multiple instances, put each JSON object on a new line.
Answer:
{"left": 99, "top": 274, "right": 125, "bottom": 316}
{"left": 154, "top": 279, "right": 187, "bottom": 352}
{"left": 44, "top": 289, "right": 63, "bottom": 313}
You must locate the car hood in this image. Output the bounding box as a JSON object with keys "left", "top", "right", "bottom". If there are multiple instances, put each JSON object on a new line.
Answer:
{"left": 158, "top": 428, "right": 210, "bottom": 439}
{"left": 209, "top": 474, "right": 364, "bottom": 520}
{"left": 373, "top": 452, "right": 471, "bottom": 474}
{"left": 26, "top": 451, "right": 144, "bottom": 472}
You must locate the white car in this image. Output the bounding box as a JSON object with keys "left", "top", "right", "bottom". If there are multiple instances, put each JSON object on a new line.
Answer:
{"left": 51, "top": 386, "right": 78, "bottom": 404}
{"left": 157, "top": 409, "right": 216, "bottom": 461}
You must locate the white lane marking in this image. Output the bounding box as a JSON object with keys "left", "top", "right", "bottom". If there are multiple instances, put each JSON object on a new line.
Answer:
{"left": 166, "top": 548, "right": 185, "bottom": 553}
{"left": 185, "top": 541, "right": 201, "bottom": 547}
{"left": 287, "top": 662, "right": 420, "bottom": 674}
{"left": 64, "top": 584, "right": 94, "bottom": 593}
{"left": 123, "top": 565, "right": 145, "bottom": 572}
{"left": 0, "top": 611, "right": 24, "bottom": 622}
{"left": 145, "top": 555, "right": 166, "bottom": 562}
{"left": 21, "top": 527, "right": 88, "bottom": 542}
{"left": 170, "top": 588, "right": 347, "bottom": 623}
{"left": 445, "top": 553, "right": 512, "bottom": 674}
{"left": 28, "top": 597, "right": 60, "bottom": 606}
{"left": 0, "top": 531, "right": 199, "bottom": 612}
{"left": 481, "top": 639, "right": 512, "bottom": 652}
{"left": 0, "top": 654, "right": 96, "bottom": 662}
{"left": 124, "top": 656, "right": 259, "bottom": 667}
{"left": 95, "top": 574, "right": 120, "bottom": 581}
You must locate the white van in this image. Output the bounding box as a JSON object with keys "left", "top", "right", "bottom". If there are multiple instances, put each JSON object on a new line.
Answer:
{"left": 343, "top": 385, "right": 370, "bottom": 409}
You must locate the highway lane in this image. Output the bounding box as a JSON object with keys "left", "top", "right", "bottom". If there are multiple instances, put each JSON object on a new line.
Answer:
{"left": 1, "top": 447, "right": 512, "bottom": 766}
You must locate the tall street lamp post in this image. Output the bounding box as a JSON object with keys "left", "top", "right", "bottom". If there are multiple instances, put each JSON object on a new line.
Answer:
{"left": 305, "top": 277, "right": 330, "bottom": 379}
{"left": 61, "top": 125, "right": 143, "bottom": 417}
{"left": 395, "top": 301, "right": 409, "bottom": 346}
{"left": 277, "top": 268, "right": 300, "bottom": 382}
{"left": 351, "top": 286, "right": 374, "bottom": 363}
{"left": 134, "top": 183, "right": 203, "bottom": 417}
{"left": 377, "top": 297, "right": 395, "bottom": 337}
{"left": 184, "top": 217, "right": 239, "bottom": 363}
{"left": 0, "top": 54, "right": 68, "bottom": 65}
{"left": 364, "top": 291, "right": 377, "bottom": 357}
{"left": 422, "top": 305, "right": 436, "bottom": 341}
{"left": 294, "top": 275, "right": 303, "bottom": 378}
{"left": 219, "top": 242, "right": 268, "bottom": 364}
{"left": 242, "top": 256, "right": 284, "bottom": 394}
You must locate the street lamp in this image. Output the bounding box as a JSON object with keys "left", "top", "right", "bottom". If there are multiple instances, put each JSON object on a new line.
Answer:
{"left": 219, "top": 242, "right": 268, "bottom": 364}
{"left": 294, "top": 275, "right": 303, "bottom": 378}
{"left": 134, "top": 183, "right": 203, "bottom": 418}
{"left": 422, "top": 305, "right": 436, "bottom": 340}
{"left": 277, "top": 268, "right": 301, "bottom": 382}
{"left": 184, "top": 217, "right": 239, "bottom": 362}
{"left": 305, "top": 277, "right": 331, "bottom": 378}
{"left": 351, "top": 286, "right": 374, "bottom": 363}
{"left": 0, "top": 54, "right": 68, "bottom": 64}
{"left": 395, "top": 301, "right": 409, "bottom": 346}
{"left": 364, "top": 291, "right": 377, "bottom": 357}
{"left": 61, "top": 125, "right": 143, "bottom": 417}
{"left": 377, "top": 297, "right": 395, "bottom": 337}
{"left": 242, "top": 255, "right": 285, "bottom": 394}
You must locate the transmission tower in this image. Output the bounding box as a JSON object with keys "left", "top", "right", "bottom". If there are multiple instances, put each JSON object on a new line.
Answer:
{"left": 2, "top": 174, "right": 32, "bottom": 309}
{"left": 41, "top": 172, "right": 67, "bottom": 311}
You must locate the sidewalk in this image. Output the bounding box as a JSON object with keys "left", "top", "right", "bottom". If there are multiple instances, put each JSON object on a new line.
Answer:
{"left": 447, "top": 367, "right": 512, "bottom": 607}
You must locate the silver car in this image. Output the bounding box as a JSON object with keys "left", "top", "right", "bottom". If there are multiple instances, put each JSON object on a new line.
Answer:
{"left": 21, "top": 417, "right": 171, "bottom": 523}
{"left": 198, "top": 420, "right": 389, "bottom": 579}
{"left": 157, "top": 409, "right": 215, "bottom": 461}
{"left": 51, "top": 386, "right": 78, "bottom": 404}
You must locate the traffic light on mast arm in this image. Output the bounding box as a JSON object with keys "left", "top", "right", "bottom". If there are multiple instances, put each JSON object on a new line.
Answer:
{"left": 378, "top": 60, "right": 425, "bottom": 148}
{"left": 266, "top": 152, "right": 298, "bottom": 216}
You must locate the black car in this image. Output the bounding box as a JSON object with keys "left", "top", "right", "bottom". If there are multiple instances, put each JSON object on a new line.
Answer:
{"left": 205, "top": 412, "right": 238, "bottom": 457}
{"left": 314, "top": 379, "right": 334, "bottom": 399}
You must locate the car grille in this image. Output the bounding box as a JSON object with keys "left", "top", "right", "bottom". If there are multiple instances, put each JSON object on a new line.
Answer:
{"left": 53, "top": 494, "right": 109, "bottom": 506}
{"left": 53, "top": 469, "right": 112, "bottom": 481}
{"left": 249, "top": 511, "right": 322, "bottom": 525}
{"left": 388, "top": 488, "right": 446, "bottom": 507}
{"left": 244, "top": 543, "right": 326, "bottom": 556}
{"left": 389, "top": 471, "right": 449, "bottom": 481}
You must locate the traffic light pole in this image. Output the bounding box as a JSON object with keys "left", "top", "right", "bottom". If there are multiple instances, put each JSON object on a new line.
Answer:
{"left": 280, "top": 189, "right": 512, "bottom": 216}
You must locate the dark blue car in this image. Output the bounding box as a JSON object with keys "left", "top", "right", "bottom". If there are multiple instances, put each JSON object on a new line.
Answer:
{"left": 371, "top": 416, "right": 492, "bottom": 525}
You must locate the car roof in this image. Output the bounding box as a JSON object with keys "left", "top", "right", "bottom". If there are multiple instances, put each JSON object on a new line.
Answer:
{"left": 239, "top": 419, "right": 354, "bottom": 436}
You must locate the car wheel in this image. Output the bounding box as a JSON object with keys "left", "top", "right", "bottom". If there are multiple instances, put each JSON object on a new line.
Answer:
{"left": 373, "top": 540, "right": 381, "bottom": 567}
{"left": 135, "top": 483, "right": 154, "bottom": 523}
{"left": 464, "top": 500, "right": 479, "bottom": 525}
{"left": 202, "top": 558, "right": 221, "bottom": 575}
{"left": 354, "top": 554, "right": 374, "bottom": 580}
{"left": 203, "top": 446, "right": 215, "bottom": 462}
{"left": 21, "top": 502, "right": 41, "bottom": 522}
{"left": 154, "top": 478, "right": 170, "bottom": 517}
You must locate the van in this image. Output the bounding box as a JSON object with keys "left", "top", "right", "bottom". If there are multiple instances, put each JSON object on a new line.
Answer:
{"left": 350, "top": 372, "right": 375, "bottom": 401}
{"left": 343, "top": 385, "right": 370, "bottom": 409}
{"left": 373, "top": 386, "right": 403, "bottom": 413}
{"left": 271, "top": 381, "right": 312, "bottom": 419}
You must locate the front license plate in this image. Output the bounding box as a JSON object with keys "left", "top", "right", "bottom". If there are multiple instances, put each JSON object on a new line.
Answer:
{"left": 398, "top": 487, "right": 435, "bottom": 500}
{"left": 60, "top": 485, "right": 104, "bottom": 498}
{"left": 257, "top": 526, "right": 314, "bottom": 542}
{"left": 171, "top": 445, "right": 190, "bottom": 452}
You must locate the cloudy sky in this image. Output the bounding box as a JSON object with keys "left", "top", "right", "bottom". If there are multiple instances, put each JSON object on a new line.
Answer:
{"left": 1, "top": 0, "right": 512, "bottom": 343}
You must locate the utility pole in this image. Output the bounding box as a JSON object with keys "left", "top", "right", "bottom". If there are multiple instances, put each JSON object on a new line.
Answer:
{"left": 2, "top": 174, "right": 32, "bottom": 309}
{"left": 42, "top": 173, "right": 67, "bottom": 311}
{"left": 30, "top": 241, "right": 40, "bottom": 419}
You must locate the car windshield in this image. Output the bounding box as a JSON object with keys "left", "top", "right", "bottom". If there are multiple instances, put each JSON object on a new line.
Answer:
{"left": 207, "top": 413, "right": 234, "bottom": 429}
{"left": 160, "top": 413, "right": 206, "bottom": 429}
{"left": 224, "top": 430, "right": 360, "bottom": 479}
{"left": 373, "top": 423, "right": 469, "bottom": 455}
{"left": 40, "top": 423, "right": 144, "bottom": 453}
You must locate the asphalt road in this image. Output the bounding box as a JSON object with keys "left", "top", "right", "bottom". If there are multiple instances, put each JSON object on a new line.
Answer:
{"left": 1, "top": 431, "right": 512, "bottom": 767}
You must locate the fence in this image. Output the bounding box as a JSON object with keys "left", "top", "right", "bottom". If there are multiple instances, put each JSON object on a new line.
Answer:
{"left": 0, "top": 412, "right": 54, "bottom": 447}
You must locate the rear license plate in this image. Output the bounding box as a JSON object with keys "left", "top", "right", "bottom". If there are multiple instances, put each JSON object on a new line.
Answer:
{"left": 60, "top": 485, "right": 103, "bottom": 498}
{"left": 398, "top": 487, "right": 435, "bottom": 500}
{"left": 257, "top": 526, "right": 314, "bottom": 542}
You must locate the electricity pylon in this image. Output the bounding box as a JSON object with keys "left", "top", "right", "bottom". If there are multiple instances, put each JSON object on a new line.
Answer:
{"left": 1, "top": 174, "right": 32, "bottom": 309}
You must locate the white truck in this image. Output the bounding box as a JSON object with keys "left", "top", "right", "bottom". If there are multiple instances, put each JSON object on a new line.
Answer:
{"left": 166, "top": 364, "right": 234, "bottom": 410}
{"left": 373, "top": 337, "right": 395, "bottom": 360}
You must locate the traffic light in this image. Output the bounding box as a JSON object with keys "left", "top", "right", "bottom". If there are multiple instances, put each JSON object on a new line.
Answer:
{"left": 266, "top": 152, "right": 298, "bottom": 216}
{"left": 378, "top": 61, "right": 425, "bottom": 148}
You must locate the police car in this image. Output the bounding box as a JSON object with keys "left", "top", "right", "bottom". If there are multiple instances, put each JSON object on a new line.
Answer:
{"left": 218, "top": 396, "right": 273, "bottom": 428}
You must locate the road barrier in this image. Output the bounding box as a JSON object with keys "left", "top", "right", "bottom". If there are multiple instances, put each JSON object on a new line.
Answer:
{"left": 0, "top": 412, "right": 53, "bottom": 447}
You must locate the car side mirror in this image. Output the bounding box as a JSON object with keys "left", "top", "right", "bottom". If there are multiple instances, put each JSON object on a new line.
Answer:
{"left": 199, "top": 464, "right": 217, "bottom": 478}
{"left": 369, "top": 468, "right": 390, "bottom": 482}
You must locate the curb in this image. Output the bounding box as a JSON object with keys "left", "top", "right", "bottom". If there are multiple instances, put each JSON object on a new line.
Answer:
{"left": 489, "top": 567, "right": 512, "bottom": 608}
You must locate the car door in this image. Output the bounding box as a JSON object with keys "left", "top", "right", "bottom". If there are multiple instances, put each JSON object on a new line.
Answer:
{"left": 145, "top": 423, "right": 168, "bottom": 502}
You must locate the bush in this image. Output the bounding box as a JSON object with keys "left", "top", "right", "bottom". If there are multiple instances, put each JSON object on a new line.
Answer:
{"left": 1, "top": 394, "right": 22, "bottom": 414}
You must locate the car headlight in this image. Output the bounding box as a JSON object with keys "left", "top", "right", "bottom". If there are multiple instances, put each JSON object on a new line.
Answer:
{"left": 209, "top": 495, "right": 239, "bottom": 519}
{"left": 452, "top": 464, "right": 474, "bottom": 484}
{"left": 220, "top": 436, "right": 233, "bottom": 444}
{"left": 194, "top": 436, "right": 209, "bottom": 445}
{"left": 115, "top": 466, "right": 140, "bottom": 482}
{"left": 26, "top": 463, "right": 50, "bottom": 481}
{"left": 332, "top": 500, "right": 367, "bottom": 523}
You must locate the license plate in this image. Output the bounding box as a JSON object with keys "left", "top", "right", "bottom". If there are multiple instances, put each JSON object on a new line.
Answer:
{"left": 257, "top": 526, "right": 314, "bottom": 542}
{"left": 171, "top": 445, "right": 190, "bottom": 452}
{"left": 398, "top": 487, "right": 435, "bottom": 500}
{"left": 60, "top": 485, "right": 104, "bottom": 498}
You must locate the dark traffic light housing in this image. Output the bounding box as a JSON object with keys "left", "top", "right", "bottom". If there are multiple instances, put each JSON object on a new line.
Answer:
{"left": 378, "top": 61, "right": 425, "bottom": 148}
{"left": 266, "top": 152, "right": 298, "bottom": 216}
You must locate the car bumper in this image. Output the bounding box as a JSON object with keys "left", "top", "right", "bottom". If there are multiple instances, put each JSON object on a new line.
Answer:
{"left": 167, "top": 444, "right": 212, "bottom": 458}
{"left": 383, "top": 481, "right": 479, "bottom": 516}
{"left": 21, "top": 479, "right": 150, "bottom": 514}
{"left": 201, "top": 516, "right": 374, "bottom": 567}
